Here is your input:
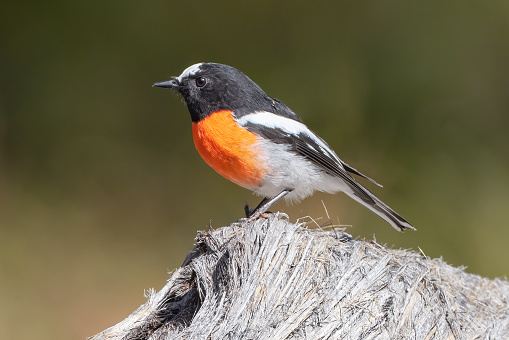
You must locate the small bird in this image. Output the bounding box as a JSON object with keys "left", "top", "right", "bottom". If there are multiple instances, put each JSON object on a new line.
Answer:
{"left": 154, "top": 63, "right": 414, "bottom": 231}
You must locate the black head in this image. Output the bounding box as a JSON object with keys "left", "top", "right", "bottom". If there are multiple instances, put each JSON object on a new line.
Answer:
{"left": 153, "top": 63, "right": 270, "bottom": 122}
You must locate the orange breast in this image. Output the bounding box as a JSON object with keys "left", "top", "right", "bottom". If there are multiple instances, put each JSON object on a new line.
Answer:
{"left": 192, "top": 110, "right": 266, "bottom": 189}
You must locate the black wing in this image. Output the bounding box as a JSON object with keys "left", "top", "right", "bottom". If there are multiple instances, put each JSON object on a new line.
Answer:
{"left": 292, "top": 135, "right": 377, "bottom": 204}
{"left": 242, "top": 121, "right": 382, "bottom": 203}
{"left": 296, "top": 132, "right": 382, "bottom": 186}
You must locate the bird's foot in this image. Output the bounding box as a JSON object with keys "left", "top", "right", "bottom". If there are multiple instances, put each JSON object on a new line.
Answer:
{"left": 234, "top": 210, "right": 289, "bottom": 227}
{"left": 244, "top": 202, "right": 273, "bottom": 218}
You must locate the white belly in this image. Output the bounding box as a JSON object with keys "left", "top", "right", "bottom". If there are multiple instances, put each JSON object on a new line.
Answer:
{"left": 253, "top": 140, "right": 345, "bottom": 201}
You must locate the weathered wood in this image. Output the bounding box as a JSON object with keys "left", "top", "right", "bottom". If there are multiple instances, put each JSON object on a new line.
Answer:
{"left": 90, "top": 214, "right": 509, "bottom": 339}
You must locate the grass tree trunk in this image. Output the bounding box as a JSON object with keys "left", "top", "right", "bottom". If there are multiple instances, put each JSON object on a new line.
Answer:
{"left": 90, "top": 214, "right": 509, "bottom": 339}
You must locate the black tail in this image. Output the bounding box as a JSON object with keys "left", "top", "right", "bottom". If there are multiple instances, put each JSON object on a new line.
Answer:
{"left": 344, "top": 182, "right": 415, "bottom": 232}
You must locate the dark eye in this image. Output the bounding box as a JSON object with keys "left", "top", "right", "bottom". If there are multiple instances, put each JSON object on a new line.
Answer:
{"left": 195, "top": 77, "right": 207, "bottom": 87}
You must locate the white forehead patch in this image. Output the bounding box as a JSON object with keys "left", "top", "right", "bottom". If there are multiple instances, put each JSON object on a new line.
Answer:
{"left": 177, "top": 63, "right": 203, "bottom": 82}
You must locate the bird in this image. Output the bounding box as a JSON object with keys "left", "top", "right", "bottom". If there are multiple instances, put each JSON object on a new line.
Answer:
{"left": 154, "top": 63, "right": 415, "bottom": 231}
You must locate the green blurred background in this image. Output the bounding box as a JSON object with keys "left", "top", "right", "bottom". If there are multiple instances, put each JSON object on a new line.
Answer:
{"left": 1, "top": 1, "right": 508, "bottom": 339}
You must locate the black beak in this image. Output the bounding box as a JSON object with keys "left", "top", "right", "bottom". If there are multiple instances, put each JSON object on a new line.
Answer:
{"left": 153, "top": 78, "right": 179, "bottom": 90}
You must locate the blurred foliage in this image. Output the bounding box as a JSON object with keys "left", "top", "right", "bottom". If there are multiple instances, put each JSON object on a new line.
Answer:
{"left": 1, "top": 1, "right": 509, "bottom": 339}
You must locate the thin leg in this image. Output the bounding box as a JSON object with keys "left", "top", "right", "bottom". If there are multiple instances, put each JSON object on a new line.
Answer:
{"left": 244, "top": 197, "right": 270, "bottom": 218}
{"left": 248, "top": 189, "right": 292, "bottom": 220}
